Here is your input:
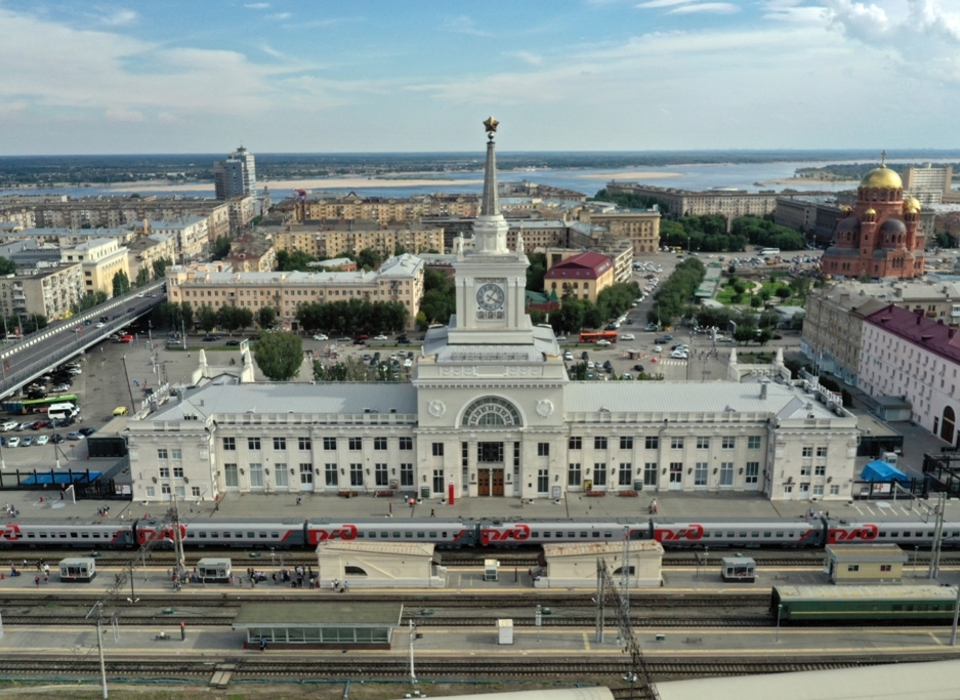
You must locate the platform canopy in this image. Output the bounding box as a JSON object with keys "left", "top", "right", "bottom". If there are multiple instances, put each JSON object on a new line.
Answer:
{"left": 860, "top": 459, "right": 909, "bottom": 484}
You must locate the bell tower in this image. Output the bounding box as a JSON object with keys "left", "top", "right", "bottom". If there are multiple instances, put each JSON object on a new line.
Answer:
{"left": 447, "top": 117, "right": 534, "bottom": 345}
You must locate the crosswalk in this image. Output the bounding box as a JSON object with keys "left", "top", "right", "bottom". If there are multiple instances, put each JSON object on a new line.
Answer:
{"left": 656, "top": 359, "right": 688, "bottom": 367}
{"left": 850, "top": 502, "right": 931, "bottom": 517}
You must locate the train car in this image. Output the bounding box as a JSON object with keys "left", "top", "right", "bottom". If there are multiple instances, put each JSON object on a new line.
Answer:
{"left": 133, "top": 519, "right": 187, "bottom": 548}
{"left": 0, "top": 518, "right": 136, "bottom": 548}
{"left": 59, "top": 557, "right": 97, "bottom": 582}
{"left": 652, "top": 517, "right": 824, "bottom": 549}
{"left": 306, "top": 518, "right": 477, "bottom": 548}
{"left": 478, "top": 518, "right": 650, "bottom": 546}
{"left": 827, "top": 519, "right": 960, "bottom": 549}
{"left": 182, "top": 518, "right": 306, "bottom": 548}
{"left": 773, "top": 584, "right": 958, "bottom": 623}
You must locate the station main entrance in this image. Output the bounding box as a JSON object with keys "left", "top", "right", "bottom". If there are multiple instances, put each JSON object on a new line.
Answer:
{"left": 477, "top": 442, "right": 505, "bottom": 496}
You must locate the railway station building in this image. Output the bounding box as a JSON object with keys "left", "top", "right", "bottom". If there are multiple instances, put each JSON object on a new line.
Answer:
{"left": 126, "top": 121, "right": 859, "bottom": 505}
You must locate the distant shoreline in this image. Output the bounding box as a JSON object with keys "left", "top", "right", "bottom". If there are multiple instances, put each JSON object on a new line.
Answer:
{"left": 756, "top": 177, "right": 859, "bottom": 187}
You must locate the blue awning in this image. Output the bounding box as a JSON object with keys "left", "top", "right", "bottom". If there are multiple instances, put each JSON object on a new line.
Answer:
{"left": 860, "top": 460, "right": 909, "bottom": 484}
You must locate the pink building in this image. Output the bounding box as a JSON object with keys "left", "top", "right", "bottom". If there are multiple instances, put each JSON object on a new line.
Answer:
{"left": 860, "top": 304, "right": 960, "bottom": 445}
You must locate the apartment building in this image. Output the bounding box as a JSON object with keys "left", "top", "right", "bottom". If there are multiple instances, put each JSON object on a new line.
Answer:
{"left": 803, "top": 279, "right": 960, "bottom": 386}
{"left": 214, "top": 146, "right": 257, "bottom": 200}
{"left": 902, "top": 164, "right": 955, "bottom": 205}
{"left": 774, "top": 196, "right": 842, "bottom": 245}
{"left": 225, "top": 234, "right": 276, "bottom": 272}
{"left": 166, "top": 254, "right": 425, "bottom": 329}
{"left": 578, "top": 205, "right": 661, "bottom": 254}
{"left": 859, "top": 305, "right": 960, "bottom": 445}
{"left": 31, "top": 198, "right": 231, "bottom": 239}
{"left": 126, "top": 234, "right": 176, "bottom": 283}
{"left": 0, "top": 263, "right": 84, "bottom": 321}
{"left": 60, "top": 238, "right": 129, "bottom": 297}
{"left": 301, "top": 193, "right": 479, "bottom": 224}
{"left": 150, "top": 217, "right": 209, "bottom": 262}
{"left": 273, "top": 221, "right": 443, "bottom": 260}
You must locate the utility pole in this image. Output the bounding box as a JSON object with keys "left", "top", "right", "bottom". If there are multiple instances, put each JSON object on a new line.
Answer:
{"left": 408, "top": 620, "right": 417, "bottom": 685}
{"left": 595, "top": 559, "right": 605, "bottom": 644}
{"left": 170, "top": 487, "right": 186, "bottom": 582}
{"left": 96, "top": 616, "right": 108, "bottom": 699}
{"left": 929, "top": 493, "right": 945, "bottom": 579}
{"left": 951, "top": 584, "right": 960, "bottom": 646}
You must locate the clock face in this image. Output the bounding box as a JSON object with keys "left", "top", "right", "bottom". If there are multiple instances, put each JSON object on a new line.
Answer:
{"left": 476, "top": 283, "right": 505, "bottom": 312}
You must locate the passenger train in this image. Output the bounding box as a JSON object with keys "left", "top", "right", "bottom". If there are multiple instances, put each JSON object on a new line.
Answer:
{"left": 1, "top": 515, "right": 960, "bottom": 551}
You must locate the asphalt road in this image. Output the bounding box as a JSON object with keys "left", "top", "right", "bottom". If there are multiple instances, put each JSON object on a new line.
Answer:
{"left": 0, "top": 281, "right": 165, "bottom": 396}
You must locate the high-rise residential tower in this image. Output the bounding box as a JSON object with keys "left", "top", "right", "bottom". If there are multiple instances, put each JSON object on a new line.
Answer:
{"left": 214, "top": 146, "right": 257, "bottom": 200}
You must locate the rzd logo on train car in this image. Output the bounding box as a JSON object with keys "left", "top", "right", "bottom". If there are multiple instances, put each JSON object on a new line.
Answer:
{"left": 138, "top": 524, "right": 187, "bottom": 545}
{"left": 480, "top": 524, "right": 531, "bottom": 545}
{"left": 1, "top": 524, "right": 21, "bottom": 541}
{"left": 654, "top": 524, "right": 704, "bottom": 542}
{"left": 308, "top": 524, "right": 358, "bottom": 545}
{"left": 828, "top": 523, "right": 878, "bottom": 543}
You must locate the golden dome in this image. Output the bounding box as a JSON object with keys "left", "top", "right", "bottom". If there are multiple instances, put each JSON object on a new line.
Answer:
{"left": 841, "top": 205, "right": 853, "bottom": 213}
{"left": 864, "top": 207, "right": 877, "bottom": 217}
{"left": 860, "top": 164, "right": 902, "bottom": 190}
{"left": 904, "top": 196, "right": 921, "bottom": 213}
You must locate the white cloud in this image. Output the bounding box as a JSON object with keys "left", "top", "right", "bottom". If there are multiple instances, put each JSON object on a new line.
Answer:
{"left": 261, "top": 44, "right": 284, "bottom": 58}
{"left": 268, "top": 12, "right": 292, "bottom": 20}
{"left": 668, "top": 2, "right": 740, "bottom": 12}
{"left": 244, "top": 2, "right": 270, "bottom": 8}
{"left": 100, "top": 9, "right": 138, "bottom": 26}
{"left": 636, "top": 0, "right": 699, "bottom": 8}
{"left": 442, "top": 15, "right": 490, "bottom": 36}
{"left": 503, "top": 50, "right": 543, "bottom": 65}
{"left": 105, "top": 108, "right": 144, "bottom": 122}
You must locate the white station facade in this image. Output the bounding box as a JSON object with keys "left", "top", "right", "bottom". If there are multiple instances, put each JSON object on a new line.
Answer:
{"left": 127, "top": 120, "right": 859, "bottom": 504}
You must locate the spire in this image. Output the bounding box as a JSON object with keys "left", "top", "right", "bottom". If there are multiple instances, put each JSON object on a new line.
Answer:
{"left": 480, "top": 116, "right": 500, "bottom": 217}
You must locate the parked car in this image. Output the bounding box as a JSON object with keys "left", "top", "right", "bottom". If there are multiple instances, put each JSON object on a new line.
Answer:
{"left": 620, "top": 333, "right": 635, "bottom": 341}
{"left": 653, "top": 346, "right": 662, "bottom": 353}
{"left": 52, "top": 433, "right": 64, "bottom": 444}
{"left": 654, "top": 335, "right": 673, "bottom": 344}
{"left": 18, "top": 422, "right": 33, "bottom": 431}
{"left": 112, "top": 406, "right": 128, "bottom": 416}
{"left": 51, "top": 384, "right": 71, "bottom": 393}
{"left": 645, "top": 323, "right": 658, "bottom": 332}
{"left": 563, "top": 351, "right": 574, "bottom": 361}
{"left": 36, "top": 435, "right": 49, "bottom": 446}
{"left": 7, "top": 437, "right": 19, "bottom": 447}
{"left": 373, "top": 334, "right": 388, "bottom": 341}
{"left": 31, "top": 420, "right": 46, "bottom": 430}
{"left": 78, "top": 427, "right": 97, "bottom": 437}
{"left": 0, "top": 421, "right": 16, "bottom": 432}
{"left": 66, "top": 432, "right": 83, "bottom": 441}
{"left": 202, "top": 335, "right": 221, "bottom": 342}
{"left": 313, "top": 333, "right": 329, "bottom": 341}
{"left": 20, "top": 436, "right": 32, "bottom": 447}
{"left": 403, "top": 358, "right": 413, "bottom": 368}
{"left": 117, "top": 335, "right": 133, "bottom": 344}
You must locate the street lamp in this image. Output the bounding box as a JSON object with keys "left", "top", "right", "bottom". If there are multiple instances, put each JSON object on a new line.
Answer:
{"left": 775, "top": 603, "right": 783, "bottom": 643}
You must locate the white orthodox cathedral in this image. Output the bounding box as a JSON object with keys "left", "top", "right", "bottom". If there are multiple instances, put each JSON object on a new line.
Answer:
{"left": 128, "top": 121, "right": 859, "bottom": 504}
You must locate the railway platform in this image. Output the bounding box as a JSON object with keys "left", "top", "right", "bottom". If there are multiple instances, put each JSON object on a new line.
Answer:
{"left": 0, "top": 484, "right": 954, "bottom": 526}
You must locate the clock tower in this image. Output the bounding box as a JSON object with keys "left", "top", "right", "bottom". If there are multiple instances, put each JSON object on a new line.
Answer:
{"left": 447, "top": 116, "right": 534, "bottom": 345}
{"left": 414, "top": 118, "right": 568, "bottom": 499}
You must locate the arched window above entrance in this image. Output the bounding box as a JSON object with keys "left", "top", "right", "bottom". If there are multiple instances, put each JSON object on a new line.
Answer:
{"left": 462, "top": 397, "right": 522, "bottom": 427}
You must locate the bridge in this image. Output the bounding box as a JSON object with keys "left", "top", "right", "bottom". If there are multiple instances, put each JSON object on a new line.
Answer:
{"left": 0, "top": 280, "right": 166, "bottom": 399}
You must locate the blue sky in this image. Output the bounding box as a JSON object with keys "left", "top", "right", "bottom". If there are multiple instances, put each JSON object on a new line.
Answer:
{"left": 1, "top": 0, "right": 960, "bottom": 154}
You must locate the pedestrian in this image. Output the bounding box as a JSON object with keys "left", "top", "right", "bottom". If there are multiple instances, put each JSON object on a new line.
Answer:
{"left": 343, "top": 580, "right": 349, "bottom": 593}
{"left": 259, "top": 637, "right": 267, "bottom": 652}
{"left": 296, "top": 497, "right": 301, "bottom": 506}
{"left": 43, "top": 573, "right": 48, "bottom": 584}
{"left": 430, "top": 508, "right": 435, "bottom": 517}
{"left": 34, "top": 576, "right": 40, "bottom": 587}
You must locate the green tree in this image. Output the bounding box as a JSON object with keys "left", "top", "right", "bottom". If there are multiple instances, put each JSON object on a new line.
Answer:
{"left": 10, "top": 314, "right": 47, "bottom": 334}
{"left": 253, "top": 331, "right": 304, "bottom": 381}
{"left": 212, "top": 236, "right": 232, "bottom": 261}
{"left": 135, "top": 267, "right": 151, "bottom": 287}
{"left": 71, "top": 290, "right": 109, "bottom": 314}
{"left": 750, "top": 296, "right": 763, "bottom": 308}
{"left": 276, "top": 249, "right": 317, "bottom": 272}
{"left": 394, "top": 243, "right": 408, "bottom": 256}
{"left": 255, "top": 306, "right": 277, "bottom": 329}
{"left": 354, "top": 248, "right": 382, "bottom": 270}
{"left": 112, "top": 270, "right": 130, "bottom": 297}
{"left": 774, "top": 286, "right": 792, "bottom": 301}
{"left": 152, "top": 257, "right": 173, "bottom": 281}
{"left": 217, "top": 305, "right": 253, "bottom": 334}
{"left": 0, "top": 257, "right": 16, "bottom": 275}
{"left": 196, "top": 304, "right": 218, "bottom": 332}
{"left": 526, "top": 253, "right": 547, "bottom": 292}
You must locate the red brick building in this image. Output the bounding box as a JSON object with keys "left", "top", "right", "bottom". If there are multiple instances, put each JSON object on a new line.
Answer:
{"left": 821, "top": 164, "right": 925, "bottom": 279}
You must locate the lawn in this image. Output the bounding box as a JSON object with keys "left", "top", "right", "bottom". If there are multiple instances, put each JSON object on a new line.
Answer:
{"left": 715, "top": 278, "right": 805, "bottom": 306}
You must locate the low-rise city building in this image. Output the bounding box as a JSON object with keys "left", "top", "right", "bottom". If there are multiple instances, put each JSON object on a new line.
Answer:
{"left": 149, "top": 217, "right": 209, "bottom": 263}
{"left": 577, "top": 204, "right": 661, "bottom": 254}
{"left": 0, "top": 262, "right": 84, "bottom": 321}
{"left": 60, "top": 237, "right": 130, "bottom": 297}
{"left": 859, "top": 304, "right": 960, "bottom": 445}
{"left": 544, "top": 251, "right": 615, "bottom": 303}
{"left": 803, "top": 279, "right": 960, "bottom": 386}
{"left": 166, "top": 253, "right": 424, "bottom": 328}
{"left": 224, "top": 234, "right": 276, "bottom": 272}
{"left": 126, "top": 234, "right": 176, "bottom": 283}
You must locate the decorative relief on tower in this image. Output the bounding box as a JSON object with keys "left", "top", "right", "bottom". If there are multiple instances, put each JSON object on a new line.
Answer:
{"left": 503, "top": 366, "right": 543, "bottom": 377}
{"left": 427, "top": 401, "right": 447, "bottom": 418}
{"left": 439, "top": 366, "right": 479, "bottom": 377}
{"left": 536, "top": 400, "right": 554, "bottom": 417}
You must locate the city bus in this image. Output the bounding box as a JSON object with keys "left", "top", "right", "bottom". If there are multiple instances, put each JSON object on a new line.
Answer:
{"left": 758, "top": 248, "right": 780, "bottom": 256}
{"left": 1, "top": 394, "right": 80, "bottom": 415}
{"left": 579, "top": 331, "right": 618, "bottom": 344}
